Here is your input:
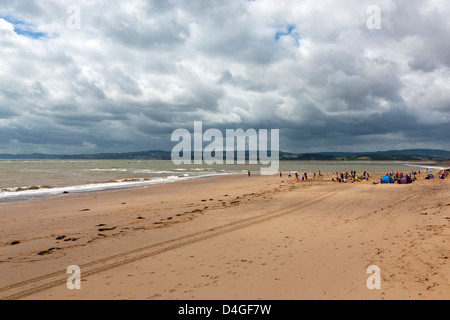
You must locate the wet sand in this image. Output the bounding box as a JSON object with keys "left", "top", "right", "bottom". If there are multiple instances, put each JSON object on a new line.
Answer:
{"left": 0, "top": 172, "right": 449, "bottom": 300}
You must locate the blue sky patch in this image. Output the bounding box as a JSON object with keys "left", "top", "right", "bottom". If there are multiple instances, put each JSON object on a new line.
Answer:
{"left": 275, "top": 24, "right": 301, "bottom": 45}
{"left": 1, "top": 16, "right": 47, "bottom": 39}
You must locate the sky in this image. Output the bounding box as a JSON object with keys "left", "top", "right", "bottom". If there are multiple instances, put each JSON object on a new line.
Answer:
{"left": 0, "top": 0, "right": 449, "bottom": 154}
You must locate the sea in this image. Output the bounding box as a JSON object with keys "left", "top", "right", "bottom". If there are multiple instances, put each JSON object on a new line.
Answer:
{"left": 0, "top": 160, "right": 445, "bottom": 203}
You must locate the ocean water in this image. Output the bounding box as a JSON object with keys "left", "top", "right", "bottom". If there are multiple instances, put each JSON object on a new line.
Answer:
{"left": 0, "top": 160, "right": 443, "bottom": 203}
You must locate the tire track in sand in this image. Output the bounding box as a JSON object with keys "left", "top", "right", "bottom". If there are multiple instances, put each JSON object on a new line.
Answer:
{"left": 0, "top": 189, "right": 342, "bottom": 300}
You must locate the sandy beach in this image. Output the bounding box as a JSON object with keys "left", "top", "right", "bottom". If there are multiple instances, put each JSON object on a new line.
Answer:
{"left": 0, "top": 171, "right": 449, "bottom": 300}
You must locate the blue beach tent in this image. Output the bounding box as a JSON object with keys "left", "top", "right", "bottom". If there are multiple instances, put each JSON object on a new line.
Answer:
{"left": 381, "top": 176, "right": 394, "bottom": 183}
{"left": 428, "top": 174, "right": 434, "bottom": 178}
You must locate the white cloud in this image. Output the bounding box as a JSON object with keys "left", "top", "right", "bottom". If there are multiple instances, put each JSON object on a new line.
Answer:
{"left": 0, "top": 0, "right": 449, "bottom": 153}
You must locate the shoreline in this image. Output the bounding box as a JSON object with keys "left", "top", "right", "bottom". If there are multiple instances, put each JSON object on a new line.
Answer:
{"left": 0, "top": 160, "right": 446, "bottom": 204}
{"left": 0, "top": 172, "right": 242, "bottom": 204}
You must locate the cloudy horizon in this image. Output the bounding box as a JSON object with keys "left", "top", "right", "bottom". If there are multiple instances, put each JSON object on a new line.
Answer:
{"left": 1, "top": 0, "right": 449, "bottom": 155}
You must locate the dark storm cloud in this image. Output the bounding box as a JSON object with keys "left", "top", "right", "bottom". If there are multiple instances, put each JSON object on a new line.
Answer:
{"left": 0, "top": 104, "right": 18, "bottom": 119}
{"left": 98, "top": 12, "right": 189, "bottom": 49}
{"left": 0, "top": 0, "right": 449, "bottom": 154}
{"left": 408, "top": 54, "right": 438, "bottom": 73}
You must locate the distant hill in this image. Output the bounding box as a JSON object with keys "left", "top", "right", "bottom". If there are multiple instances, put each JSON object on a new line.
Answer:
{"left": 59, "top": 150, "right": 172, "bottom": 160}
{"left": 279, "top": 152, "right": 423, "bottom": 161}
{"left": 0, "top": 153, "right": 61, "bottom": 160}
{"left": 0, "top": 151, "right": 172, "bottom": 160}
{"left": 383, "top": 149, "right": 450, "bottom": 158}
{"left": 279, "top": 149, "right": 450, "bottom": 161}
{"left": 0, "top": 149, "right": 449, "bottom": 161}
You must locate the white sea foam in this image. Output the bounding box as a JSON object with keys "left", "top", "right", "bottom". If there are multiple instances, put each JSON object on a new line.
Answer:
{"left": 403, "top": 164, "right": 446, "bottom": 170}
{"left": 89, "top": 168, "right": 128, "bottom": 172}
{"left": 132, "top": 169, "right": 176, "bottom": 174}
{"left": 0, "top": 172, "right": 234, "bottom": 203}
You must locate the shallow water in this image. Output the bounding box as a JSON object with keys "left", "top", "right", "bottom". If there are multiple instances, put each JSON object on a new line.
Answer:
{"left": 0, "top": 160, "right": 442, "bottom": 202}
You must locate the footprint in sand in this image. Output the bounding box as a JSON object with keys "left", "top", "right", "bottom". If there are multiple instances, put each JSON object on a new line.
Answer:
{"left": 38, "top": 248, "right": 57, "bottom": 256}
{"left": 98, "top": 227, "right": 116, "bottom": 232}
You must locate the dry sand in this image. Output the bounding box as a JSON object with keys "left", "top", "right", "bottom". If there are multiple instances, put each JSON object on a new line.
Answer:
{"left": 0, "top": 171, "right": 449, "bottom": 300}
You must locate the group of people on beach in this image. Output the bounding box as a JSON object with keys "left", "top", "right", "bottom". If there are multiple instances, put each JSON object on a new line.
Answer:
{"left": 387, "top": 171, "right": 417, "bottom": 183}
{"left": 376, "top": 169, "right": 448, "bottom": 184}
{"left": 332, "top": 171, "right": 369, "bottom": 183}
{"left": 275, "top": 168, "right": 448, "bottom": 184}
{"left": 280, "top": 171, "right": 322, "bottom": 182}
{"left": 439, "top": 170, "right": 448, "bottom": 179}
